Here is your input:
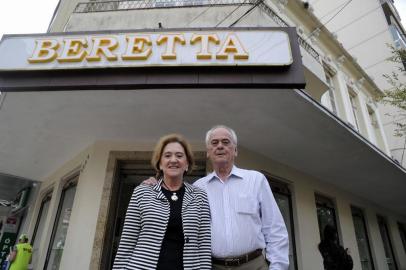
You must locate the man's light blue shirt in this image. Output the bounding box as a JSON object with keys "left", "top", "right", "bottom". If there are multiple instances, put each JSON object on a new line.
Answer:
{"left": 194, "top": 166, "right": 289, "bottom": 270}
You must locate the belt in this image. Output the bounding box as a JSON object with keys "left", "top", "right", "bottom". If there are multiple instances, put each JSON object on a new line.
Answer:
{"left": 212, "top": 249, "right": 263, "bottom": 267}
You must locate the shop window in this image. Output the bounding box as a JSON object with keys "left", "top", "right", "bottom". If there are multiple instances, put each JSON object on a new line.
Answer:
{"left": 351, "top": 206, "right": 375, "bottom": 270}
{"left": 44, "top": 177, "right": 78, "bottom": 270}
{"left": 377, "top": 215, "right": 398, "bottom": 270}
{"left": 397, "top": 222, "right": 406, "bottom": 253}
{"left": 265, "top": 175, "right": 297, "bottom": 270}
{"left": 315, "top": 194, "right": 339, "bottom": 242}
{"left": 31, "top": 192, "right": 52, "bottom": 268}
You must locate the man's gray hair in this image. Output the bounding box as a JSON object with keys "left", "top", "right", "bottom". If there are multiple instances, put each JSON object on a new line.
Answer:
{"left": 205, "top": 125, "right": 238, "bottom": 147}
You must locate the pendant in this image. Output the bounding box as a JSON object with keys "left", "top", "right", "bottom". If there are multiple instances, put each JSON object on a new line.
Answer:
{"left": 171, "top": 193, "right": 178, "bottom": 201}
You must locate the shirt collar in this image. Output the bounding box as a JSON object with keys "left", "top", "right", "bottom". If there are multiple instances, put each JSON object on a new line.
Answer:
{"left": 208, "top": 165, "right": 243, "bottom": 182}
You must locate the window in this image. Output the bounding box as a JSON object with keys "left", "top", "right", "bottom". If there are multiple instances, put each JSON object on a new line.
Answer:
{"left": 315, "top": 194, "right": 339, "bottom": 242}
{"left": 398, "top": 222, "right": 406, "bottom": 253}
{"left": 389, "top": 25, "right": 406, "bottom": 69}
{"left": 266, "top": 176, "right": 297, "bottom": 270}
{"left": 44, "top": 177, "right": 78, "bottom": 270}
{"left": 390, "top": 25, "right": 406, "bottom": 49}
{"left": 377, "top": 215, "right": 398, "bottom": 270}
{"left": 31, "top": 192, "right": 52, "bottom": 268}
{"left": 351, "top": 206, "right": 375, "bottom": 270}
{"left": 348, "top": 89, "right": 360, "bottom": 131}
{"left": 321, "top": 67, "right": 338, "bottom": 115}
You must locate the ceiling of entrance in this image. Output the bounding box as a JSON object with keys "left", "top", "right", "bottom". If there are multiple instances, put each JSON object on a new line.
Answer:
{"left": 0, "top": 89, "right": 405, "bottom": 215}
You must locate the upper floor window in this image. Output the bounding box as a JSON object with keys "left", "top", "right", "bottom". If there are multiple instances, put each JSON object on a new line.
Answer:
{"left": 321, "top": 71, "right": 338, "bottom": 115}
{"left": 348, "top": 88, "right": 360, "bottom": 131}
{"left": 389, "top": 25, "right": 406, "bottom": 49}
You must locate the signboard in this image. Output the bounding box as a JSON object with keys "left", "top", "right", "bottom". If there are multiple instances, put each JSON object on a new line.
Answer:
{"left": 0, "top": 30, "right": 292, "bottom": 71}
{"left": 0, "top": 232, "right": 17, "bottom": 266}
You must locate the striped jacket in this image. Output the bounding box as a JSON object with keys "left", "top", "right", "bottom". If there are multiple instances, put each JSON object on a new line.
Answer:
{"left": 112, "top": 180, "right": 211, "bottom": 270}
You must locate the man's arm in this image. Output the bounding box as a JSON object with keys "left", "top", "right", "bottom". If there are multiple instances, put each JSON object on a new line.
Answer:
{"left": 259, "top": 176, "right": 289, "bottom": 270}
{"left": 141, "top": 177, "right": 157, "bottom": 186}
{"left": 8, "top": 248, "right": 17, "bottom": 262}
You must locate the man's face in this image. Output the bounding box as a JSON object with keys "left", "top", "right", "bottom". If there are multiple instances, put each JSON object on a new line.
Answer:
{"left": 207, "top": 128, "right": 237, "bottom": 166}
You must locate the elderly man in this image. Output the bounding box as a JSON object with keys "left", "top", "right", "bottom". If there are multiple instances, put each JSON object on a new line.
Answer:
{"left": 145, "top": 125, "right": 289, "bottom": 269}
{"left": 195, "top": 125, "right": 289, "bottom": 270}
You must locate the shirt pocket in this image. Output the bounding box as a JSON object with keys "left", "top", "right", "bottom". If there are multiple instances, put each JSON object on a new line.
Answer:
{"left": 236, "top": 195, "right": 258, "bottom": 215}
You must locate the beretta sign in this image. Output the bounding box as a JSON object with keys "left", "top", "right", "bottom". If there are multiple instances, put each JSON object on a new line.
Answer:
{"left": 0, "top": 29, "right": 292, "bottom": 70}
{"left": 0, "top": 28, "right": 305, "bottom": 91}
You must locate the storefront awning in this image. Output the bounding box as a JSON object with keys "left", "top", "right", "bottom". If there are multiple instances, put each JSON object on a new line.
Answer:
{"left": 0, "top": 89, "right": 404, "bottom": 215}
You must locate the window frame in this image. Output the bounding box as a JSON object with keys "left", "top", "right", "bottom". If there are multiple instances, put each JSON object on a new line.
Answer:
{"left": 43, "top": 175, "right": 78, "bottom": 270}
{"left": 263, "top": 173, "right": 298, "bottom": 270}
{"left": 31, "top": 191, "right": 52, "bottom": 246}
{"left": 377, "top": 215, "right": 399, "bottom": 270}
{"left": 351, "top": 206, "right": 375, "bottom": 270}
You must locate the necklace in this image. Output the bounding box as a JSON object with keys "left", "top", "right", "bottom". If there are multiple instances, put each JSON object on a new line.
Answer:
{"left": 162, "top": 181, "right": 181, "bottom": 201}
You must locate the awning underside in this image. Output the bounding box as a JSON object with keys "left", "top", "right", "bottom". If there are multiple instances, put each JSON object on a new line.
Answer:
{"left": 0, "top": 88, "right": 404, "bottom": 215}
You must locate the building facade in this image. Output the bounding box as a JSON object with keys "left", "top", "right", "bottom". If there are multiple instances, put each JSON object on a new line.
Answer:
{"left": 311, "top": 0, "right": 406, "bottom": 168}
{"left": 0, "top": 0, "right": 406, "bottom": 270}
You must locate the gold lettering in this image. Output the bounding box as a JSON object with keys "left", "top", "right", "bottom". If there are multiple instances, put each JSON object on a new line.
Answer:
{"left": 57, "top": 38, "right": 88, "bottom": 62}
{"left": 190, "top": 34, "right": 220, "bottom": 60}
{"left": 156, "top": 34, "right": 185, "bottom": 60}
{"left": 28, "top": 39, "right": 59, "bottom": 63}
{"left": 86, "top": 37, "right": 118, "bottom": 61}
{"left": 122, "top": 35, "right": 152, "bottom": 60}
{"left": 216, "top": 33, "right": 249, "bottom": 60}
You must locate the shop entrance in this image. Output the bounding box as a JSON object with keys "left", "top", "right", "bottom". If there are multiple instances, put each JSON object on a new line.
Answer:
{"left": 101, "top": 155, "right": 206, "bottom": 269}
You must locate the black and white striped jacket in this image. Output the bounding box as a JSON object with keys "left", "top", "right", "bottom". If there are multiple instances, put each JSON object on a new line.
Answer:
{"left": 112, "top": 180, "right": 211, "bottom": 270}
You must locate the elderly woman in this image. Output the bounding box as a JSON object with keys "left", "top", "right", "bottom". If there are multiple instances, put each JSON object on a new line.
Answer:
{"left": 113, "top": 134, "right": 211, "bottom": 270}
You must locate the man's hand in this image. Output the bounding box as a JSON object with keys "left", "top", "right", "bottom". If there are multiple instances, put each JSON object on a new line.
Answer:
{"left": 142, "top": 177, "right": 158, "bottom": 186}
{"left": 9, "top": 250, "right": 17, "bottom": 262}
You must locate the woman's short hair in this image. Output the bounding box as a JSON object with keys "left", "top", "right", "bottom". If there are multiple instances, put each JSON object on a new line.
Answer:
{"left": 151, "top": 134, "right": 194, "bottom": 179}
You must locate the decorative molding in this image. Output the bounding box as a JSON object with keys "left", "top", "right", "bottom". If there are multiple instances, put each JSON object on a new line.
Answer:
{"left": 322, "top": 55, "right": 337, "bottom": 76}
{"left": 355, "top": 77, "right": 365, "bottom": 89}
{"left": 80, "top": 154, "right": 91, "bottom": 173}
{"left": 336, "top": 55, "right": 346, "bottom": 67}
{"left": 310, "top": 28, "right": 321, "bottom": 44}
{"left": 277, "top": 0, "right": 288, "bottom": 12}
{"left": 357, "top": 77, "right": 366, "bottom": 84}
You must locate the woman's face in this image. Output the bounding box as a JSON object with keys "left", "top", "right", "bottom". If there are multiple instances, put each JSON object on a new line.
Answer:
{"left": 159, "top": 142, "right": 189, "bottom": 181}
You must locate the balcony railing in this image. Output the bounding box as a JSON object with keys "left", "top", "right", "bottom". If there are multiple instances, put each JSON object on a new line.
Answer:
{"left": 73, "top": 0, "right": 321, "bottom": 63}
{"left": 74, "top": 0, "right": 248, "bottom": 13}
